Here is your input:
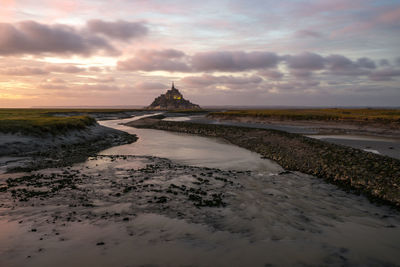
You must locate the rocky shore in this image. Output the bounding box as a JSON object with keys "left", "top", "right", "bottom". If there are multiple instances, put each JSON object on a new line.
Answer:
{"left": 207, "top": 113, "right": 400, "bottom": 138}
{"left": 127, "top": 118, "right": 400, "bottom": 209}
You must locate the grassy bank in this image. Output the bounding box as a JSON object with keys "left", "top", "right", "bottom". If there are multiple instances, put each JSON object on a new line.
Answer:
{"left": 208, "top": 108, "right": 400, "bottom": 124}
{"left": 128, "top": 119, "right": 400, "bottom": 209}
{"left": 0, "top": 108, "right": 140, "bottom": 172}
{"left": 0, "top": 108, "right": 141, "bottom": 135}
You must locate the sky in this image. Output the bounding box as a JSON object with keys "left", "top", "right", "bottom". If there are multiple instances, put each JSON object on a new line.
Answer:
{"left": 0, "top": 0, "right": 399, "bottom": 107}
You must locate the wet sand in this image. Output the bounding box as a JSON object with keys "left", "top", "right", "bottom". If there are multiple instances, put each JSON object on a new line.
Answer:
{"left": 1, "top": 155, "right": 400, "bottom": 266}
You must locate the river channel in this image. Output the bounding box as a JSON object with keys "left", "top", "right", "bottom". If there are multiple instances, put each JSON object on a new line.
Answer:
{"left": 0, "top": 115, "right": 399, "bottom": 266}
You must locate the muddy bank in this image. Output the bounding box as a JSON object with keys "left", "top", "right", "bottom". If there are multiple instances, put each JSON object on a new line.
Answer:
{"left": 126, "top": 118, "right": 400, "bottom": 209}
{"left": 0, "top": 124, "right": 137, "bottom": 172}
{"left": 207, "top": 113, "right": 400, "bottom": 138}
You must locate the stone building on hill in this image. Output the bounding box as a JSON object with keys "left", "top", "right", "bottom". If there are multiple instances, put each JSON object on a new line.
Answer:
{"left": 146, "top": 83, "right": 201, "bottom": 110}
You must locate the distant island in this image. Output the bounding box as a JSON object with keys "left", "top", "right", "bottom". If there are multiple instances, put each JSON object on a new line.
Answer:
{"left": 147, "top": 83, "right": 201, "bottom": 110}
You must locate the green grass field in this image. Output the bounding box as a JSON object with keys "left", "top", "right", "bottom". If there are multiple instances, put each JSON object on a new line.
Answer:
{"left": 208, "top": 108, "right": 400, "bottom": 124}
{"left": 0, "top": 109, "right": 140, "bottom": 135}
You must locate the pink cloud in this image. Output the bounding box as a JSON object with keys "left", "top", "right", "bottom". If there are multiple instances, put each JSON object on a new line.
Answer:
{"left": 285, "top": 52, "right": 325, "bottom": 70}
{"left": 0, "top": 66, "right": 48, "bottom": 76}
{"left": 294, "top": 30, "right": 323, "bottom": 39}
{"left": 295, "top": 0, "right": 366, "bottom": 16}
{"left": 134, "top": 81, "right": 167, "bottom": 91}
{"left": 44, "top": 65, "right": 86, "bottom": 73}
{"left": 0, "top": 19, "right": 149, "bottom": 57}
{"left": 192, "top": 51, "right": 279, "bottom": 72}
{"left": 325, "top": 55, "right": 372, "bottom": 76}
{"left": 86, "top": 20, "right": 148, "bottom": 41}
{"left": 181, "top": 74, "right": 262, "bottom": 88}
{"left": 258, "top": 70, "right": 284, "bottom": 80}
{"left": 377, "top": 7, "right": 400, "bottom": 25}
{"left": 369, "top": 68, "right": 400, "bottom": 81}
{"left": 332, "top": 7, "right": 400, "bottom": 37}
{"left": 290, "top": 69, "right": 312, "bottom": 78}
{"left": 46, "top": 78, "right": 65, "bottom": 83}
{"left": 117, "top": 49, "right": 190, "bottom": 72}
{"left": 0, "top": 20, "right": 117, "bottom": 56}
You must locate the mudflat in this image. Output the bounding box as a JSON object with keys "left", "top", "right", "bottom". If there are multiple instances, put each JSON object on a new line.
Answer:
{"left": 127, "top": 118, "right": 400, "bottom": 209}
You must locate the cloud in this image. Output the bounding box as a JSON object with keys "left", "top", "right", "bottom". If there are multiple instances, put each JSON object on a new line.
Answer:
{"left": 88, "top": 66, "right": 103, "bottom": 72}
{"left": 0, "top": 20, "right": 118, "bottom": 56}
{"left": 290, "top": 69, "right": 312, "bottom": 78}
{"left": 295, "top": 0, "right": 363, "bottom": 16}
{"left": 40, "top": 83, "right": 120, "bottom": 91}
{"left": 369, "top": 68, "right": 400, "bottom": 81}
{"left": 294, "top": 30, "right": 323, "bottom": 38}
{"left": 325, "top": 54, "right": 353, "bottom": 70}
{"left": 275, "top": 80, "right": 320, "bottom": 92}
{"left": 285, "top": 53, "right": 377, "bottom": 76}
{"left": 356, "top": 57, "right": 376, "bottom": 69}
{"left": 117, "top": 49, "right": 191, "bottom": 72}
{"left": 86, "top": 20, "right": 148, "bottom": 41}
{"left": 332, "top": 7, "right": 400, "bottom": 36}
{"left": 258, "top": 70, "right": 284, "bottom": 80}
{"left": 0, "top": 63, "right": 87, "bottom": 76}
{"left": 191, "top": 51, "right": 279, "bottom": 72}
{"left": 44, "top": 65, "right": 86, "bottom": 73}
{"left": 40, "top": 83, "right": 69, "bottom": 90}
{"left": 90, "top": 76, "right": 115, "bottom": 83}
{"left": 0, "top": 66, "right": 48, "bottom": 76}
{"left": 0, "top": 19, "right": 149, "bottom": 57}
{"left": 134, "top": 81, "right": 167, "bottom": 91}
{"left": 325, "top": 54, "right": 372, "bottom": 76}
{"left": 116, "top": 49, "right": 386, "bottom": 81}
{"left": 379, "top": 59, "right": 390, "bottom": 67}
{"left": 376, "top": 7, "right": 400, "bottom": 27}
{"left": 45, "top": 78, "right": 65, "bottom": 83}
{"left": 285, "top": 52, "right": 325, "bottom": 70}
{"left": 181, "top": 74, "right": 262, "bottom": 88}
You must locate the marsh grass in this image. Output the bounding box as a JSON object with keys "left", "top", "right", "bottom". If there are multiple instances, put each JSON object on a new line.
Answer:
{"left": 0, "top": 108, "right": 140, "bottom": 135}
{"left": 209, "top": 108, "right": 400, "bottom": 124}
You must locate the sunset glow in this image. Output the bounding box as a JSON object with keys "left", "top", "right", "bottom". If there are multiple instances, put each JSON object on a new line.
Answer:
{"left": 0, "top": 0, "right": 399, "bottom": 107}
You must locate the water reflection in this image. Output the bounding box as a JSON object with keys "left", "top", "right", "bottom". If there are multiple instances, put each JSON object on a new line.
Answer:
{"left": 99, "top": 116, "right": 282, "bottom": 173}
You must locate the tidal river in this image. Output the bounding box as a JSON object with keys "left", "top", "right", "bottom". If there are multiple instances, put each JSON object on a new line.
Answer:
{"left": 0, "top": 115, "right": 399, "bottom": 267}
